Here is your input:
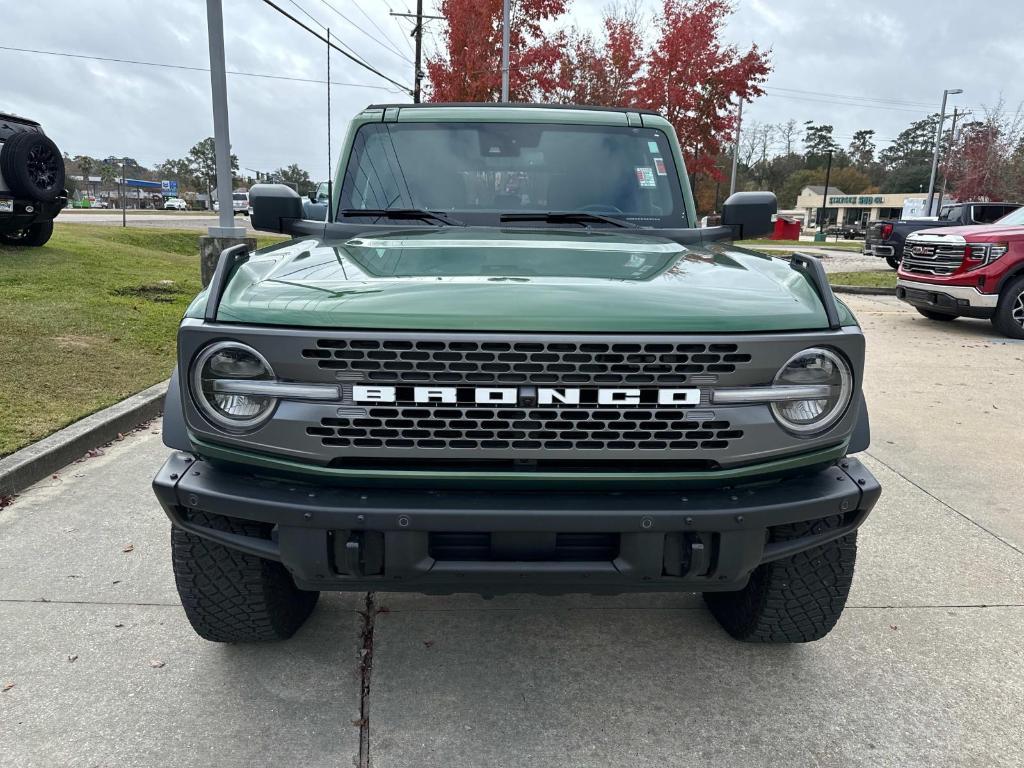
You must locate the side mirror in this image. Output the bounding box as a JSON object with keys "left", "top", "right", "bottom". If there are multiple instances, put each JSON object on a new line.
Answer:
{"left": 249, "top": 183, "right": 304, "bottom": 233}
{"left": 722, "top": 191, "right": 777, "bottom": 240}
{"left": 308, "top": 192, "right": 317, "bottom": 204}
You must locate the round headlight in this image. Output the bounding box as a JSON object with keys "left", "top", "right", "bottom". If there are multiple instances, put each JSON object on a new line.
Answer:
{"left": 770, "top": 347, "right": 853, "bottom": 435}
{"left": 190, "top": 341, "right": 276, "bottom": 430}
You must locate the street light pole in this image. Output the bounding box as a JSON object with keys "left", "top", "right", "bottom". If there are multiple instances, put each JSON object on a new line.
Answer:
{"left": 500, "top": 0, "right": 510, "bottom": 102}
{"left": 205, "top": 0, "right": 244, "bottom": 238}
{"left": 926, "top": 88, "right": 962, "bottom": 216}
{"left": 818, "top": 149, "right": 834, "bottom": 236}
{"left": 729, "top": 99, "right": 743, "bottom": 197}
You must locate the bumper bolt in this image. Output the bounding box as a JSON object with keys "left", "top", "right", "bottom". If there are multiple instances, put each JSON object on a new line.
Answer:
{"left": 187, "top": 494, "right": 198, "bottom": 507}
{"left": 169, "top": 473, "right": 178, "bottom": 480}
{"left": 735, "top": 515, "right": 744, "bottom": 524}
{"left": 858, "top": 478, "right": 867, "bottom": 486}
{"left": 685, "top": 517, "right": 694, "bottom": 525}
{"left": 641, "top": 517, "right": 653, "bottom": 529}
{"left": 398, "top": 515, "right": 410, "bottom": 528}
{"left": 303, "top": 512, "right": 312, "bottom": 520}
{"left": 356, "top": 514, "right": 365, "bottom": 524}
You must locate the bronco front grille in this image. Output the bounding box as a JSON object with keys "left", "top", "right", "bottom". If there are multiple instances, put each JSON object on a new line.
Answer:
{"left": 902, "top": 242, "right": 965, "bottom": 275}
{"left": 307, "top": 406, "right": 743, "bottom": 453}
{"left": 301, "top": 339, "right": 752, "bottom": 385}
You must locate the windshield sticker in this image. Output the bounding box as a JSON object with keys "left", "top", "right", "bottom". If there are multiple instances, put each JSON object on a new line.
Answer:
{"left": 647, "top": 140, "right": 659, "bottom": 153}
{"left": 625, "top": 254, "right": 647, "bottom": 268}
{"left": 635, "top": 166, "right": 657, "bottom": 188}
{"left": 653, "top": 157, "right": 667, "bottom": 176}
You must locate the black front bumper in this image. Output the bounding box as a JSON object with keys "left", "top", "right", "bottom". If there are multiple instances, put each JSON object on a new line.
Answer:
{"left": 153, "top": 453, "right": 881, "bottom": 594}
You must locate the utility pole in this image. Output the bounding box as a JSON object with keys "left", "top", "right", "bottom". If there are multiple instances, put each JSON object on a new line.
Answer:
{"left": 391, "top": 3, "right": 443, "bottom": 103}
{"left": 121, "top": 157, "right": 126, "bottom": 228}
{"left": 818, "top": 149, "right": 834, "bottom": 237}
{"left": 926, "top": 87, "right": 962, "bottom": 215}
{"left": 729, "top": 99, "right": 743, "bottom": 196}
{"left": 501, "top": 0, "right": 510, "bottom": 101}
{"left": 199, "top": 0, "right": 251, "bottom": 287}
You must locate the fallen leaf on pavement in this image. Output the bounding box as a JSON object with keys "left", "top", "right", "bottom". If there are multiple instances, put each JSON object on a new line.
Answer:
{"left": 68, "top": 654, "right": 78, "bottom": 663}
{"left": 114, "top": 622, "right": 125, "bottom": 628}
{"left": 122, "top": 544, "right": 134, "bottom": 553}
{"left": 2, "top": 683, "right": 14, "bottom": 692}
{"left": 149, "top": 660, "right": 165, "bottom": 669}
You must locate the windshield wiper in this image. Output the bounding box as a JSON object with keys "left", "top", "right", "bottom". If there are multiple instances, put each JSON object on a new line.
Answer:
{"left": 338, "top": 208, "right": 464, "bottom": 226}
{"left": 499, "top": 211, "right": 638, "bottom": 229}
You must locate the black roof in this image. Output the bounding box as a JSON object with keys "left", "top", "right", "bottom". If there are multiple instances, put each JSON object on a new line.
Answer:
{"left": 365, "top": 102, "right": 663, "bottom": 117}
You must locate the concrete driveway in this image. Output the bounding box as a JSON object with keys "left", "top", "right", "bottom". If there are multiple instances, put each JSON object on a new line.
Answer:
{"left": 2, "top": 295, "right": 1022, "bottom": 767}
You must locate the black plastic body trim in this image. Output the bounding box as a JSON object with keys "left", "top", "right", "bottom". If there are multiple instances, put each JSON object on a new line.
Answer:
{"left": 161, "top": 367, "right": 191, "bottom": 451}
{"left": 791, "top": 253, "right": 842, "bottom": 330}
{"left": 203, "top": 243, "right": 250, "bottom": 322}
{"left": 153, "top": 452, "right": 880, "bottom": 594}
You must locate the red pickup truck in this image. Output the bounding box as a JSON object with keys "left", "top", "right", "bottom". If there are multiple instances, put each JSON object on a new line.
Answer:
{"left": 896, "top": 206, "right": 1024, "bottom": 338}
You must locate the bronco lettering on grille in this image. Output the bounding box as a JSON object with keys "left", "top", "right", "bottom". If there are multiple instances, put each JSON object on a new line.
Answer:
{"left": 352, "top": 385, "right": 701, "bottom": 407}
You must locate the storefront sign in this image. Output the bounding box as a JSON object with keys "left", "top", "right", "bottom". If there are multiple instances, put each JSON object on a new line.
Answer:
{"left": 828, "top": 195, "right": 885, "bottom": 205}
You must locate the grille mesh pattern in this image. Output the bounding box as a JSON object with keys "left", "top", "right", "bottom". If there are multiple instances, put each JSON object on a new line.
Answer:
{"left": 307, "top": 407, "right": 743, "bottom": 452}
{"left": 902, "top": 242, "right": 965, "bottom": 275}
{"left": 302, "top": 339, "right": 752, "bottom": 385}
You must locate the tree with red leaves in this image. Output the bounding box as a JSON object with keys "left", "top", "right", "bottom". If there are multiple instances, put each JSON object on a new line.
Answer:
{"left": 427, "top": 0, "right": 770, "bottom": 185}
{"left": 425, "top": 0, "right": 567, "bottom": 103}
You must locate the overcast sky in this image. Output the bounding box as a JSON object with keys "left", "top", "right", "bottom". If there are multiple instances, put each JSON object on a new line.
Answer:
{"left": 3, "top": 0, "right": 1021, "bottom": 179}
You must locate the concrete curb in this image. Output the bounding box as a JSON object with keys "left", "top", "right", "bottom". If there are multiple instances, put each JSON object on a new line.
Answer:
{"left": 0, "top": 379, "right": 168, "bottom": 497}
{"left": 831, "top": 285, "right": 897, "bottom": 296}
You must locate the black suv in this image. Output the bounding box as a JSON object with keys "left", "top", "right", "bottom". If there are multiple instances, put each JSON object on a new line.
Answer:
{"left": 0, "top": 112, "right": 66, "bottom": 247}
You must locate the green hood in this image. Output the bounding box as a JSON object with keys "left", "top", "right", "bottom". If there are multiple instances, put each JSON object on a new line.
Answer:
{"left": 199, "top": 228, "right": 853, "bottom": 332}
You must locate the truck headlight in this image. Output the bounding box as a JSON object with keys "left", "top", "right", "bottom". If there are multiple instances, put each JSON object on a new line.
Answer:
{"left": 770, "top": 348, "right": 853, "bottom": 435}
{"left": 190, "top": 341, "right": 276, "bottom": 430}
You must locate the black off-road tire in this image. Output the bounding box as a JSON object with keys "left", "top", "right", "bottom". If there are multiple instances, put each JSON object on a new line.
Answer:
{"left": 885, "top": 255, "right": 900, "bottom": 270}
{"left": 171, "top": 511, "right": 320, "bottom": 642}
{"left": 1, "top": 220, "right": 54, "bottom": 247}
{"left": 705, "top": 517, "right": 857, "bottom": 643}
{"left": 0, "top": 131, "right": 65, "bottom": 201}
{"left": 992, "top": 276, "right": 1024, "bottom": 340}
{"left": 916, "top": 307, "right": 958, "bottom": 322}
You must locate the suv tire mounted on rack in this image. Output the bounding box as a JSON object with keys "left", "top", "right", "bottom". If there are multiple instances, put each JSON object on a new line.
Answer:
{"left": 0, "top": 112, "right": 67, "bottom": 248}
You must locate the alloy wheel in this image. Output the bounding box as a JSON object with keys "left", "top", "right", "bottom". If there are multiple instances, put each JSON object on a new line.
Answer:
{"left": 1013, "top": 291, "right": 1024, "bottom": 329}
{"left": 26, "top": 143, "right": 60, "bottom": 190}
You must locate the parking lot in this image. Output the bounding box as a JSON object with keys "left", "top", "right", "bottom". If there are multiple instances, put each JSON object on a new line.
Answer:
{"left": 2, "top": 294, "right": 1023, "bottom": 768}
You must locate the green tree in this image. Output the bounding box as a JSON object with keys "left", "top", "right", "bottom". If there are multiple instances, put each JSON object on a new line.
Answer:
{"left": 74, "top": 155, "right": 95, "bottom": 197}
{"left": 803, "top": 122, "right": 841, "bottom": 168}
{"left": 848, "top": 129, "right": 876, "bottom": 168}
{"left": 186, "top": 137, "right": 239, "bottom": 204}
{"left": 275, "top": 164, "right": 314, "bottom": 197}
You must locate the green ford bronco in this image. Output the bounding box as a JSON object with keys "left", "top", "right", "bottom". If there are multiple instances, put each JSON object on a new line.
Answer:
{"left": 153, "top": 103, "right": 880, "bottom": 644}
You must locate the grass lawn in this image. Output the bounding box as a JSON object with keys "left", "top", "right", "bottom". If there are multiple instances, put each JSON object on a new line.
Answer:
{"left": 736, "top": 238, "right": 864, "bottom": 252}
{"left": 0, "top": 224, "right": 283, "bottom": 457}
{"left": 827, "top": 270, "right": 897, "bottom": 288}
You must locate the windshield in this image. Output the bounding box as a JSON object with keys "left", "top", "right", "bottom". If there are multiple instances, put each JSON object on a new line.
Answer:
{"left": 233, "top": 193, "right": 247, "bottom": 201}
{"left": 338, "top": 121, "right": 686, "bottom": 227}
{"left": 995, "top": 206, "right": 1024, "bottom": 226}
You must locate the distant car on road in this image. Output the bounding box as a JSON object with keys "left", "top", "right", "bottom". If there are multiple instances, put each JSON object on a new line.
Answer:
{"left": 302, "top": 181, "right": 330, "bottom": 220}
{"left": 213, "top": 192, "right": 250, "bottom": 216}
{"left": 826, "top": 222, "right": 865, "bottom": 240}
{"left": 0, "top": 111, "right": 67, "bottom": 247}
{"left": 164, "top": 197, "right": 188, "bottom": 211}
{"left": 865, "top": 201, "right": 1021, "bottom": 269}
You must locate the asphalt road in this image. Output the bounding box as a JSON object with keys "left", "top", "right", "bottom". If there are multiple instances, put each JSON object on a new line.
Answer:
{"left": 2, "top": 295, "right": 1022, "bottom": 767}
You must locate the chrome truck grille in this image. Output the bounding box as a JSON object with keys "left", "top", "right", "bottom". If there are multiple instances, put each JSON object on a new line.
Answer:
{"left": 901, "top": 241, "right": 965, "bottom": 275}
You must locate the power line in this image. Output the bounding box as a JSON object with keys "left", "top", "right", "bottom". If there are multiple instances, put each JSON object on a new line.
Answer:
{"left": 760, "top": 91, "right": 932, "bottom": 115}
{"left": 765, "top": 86, "right": 937, "bottom": 109}
{"left": 0, "top": 44, "right": 403, "bottom": 91}
{"left": 315, "top": 0, "right": 413, "bottom": 64}
{"left": 342, "top": 0, "right": 414, "bottom": 59}
{"left": 258, "top": 0, "right": 413, "bottom": 94}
